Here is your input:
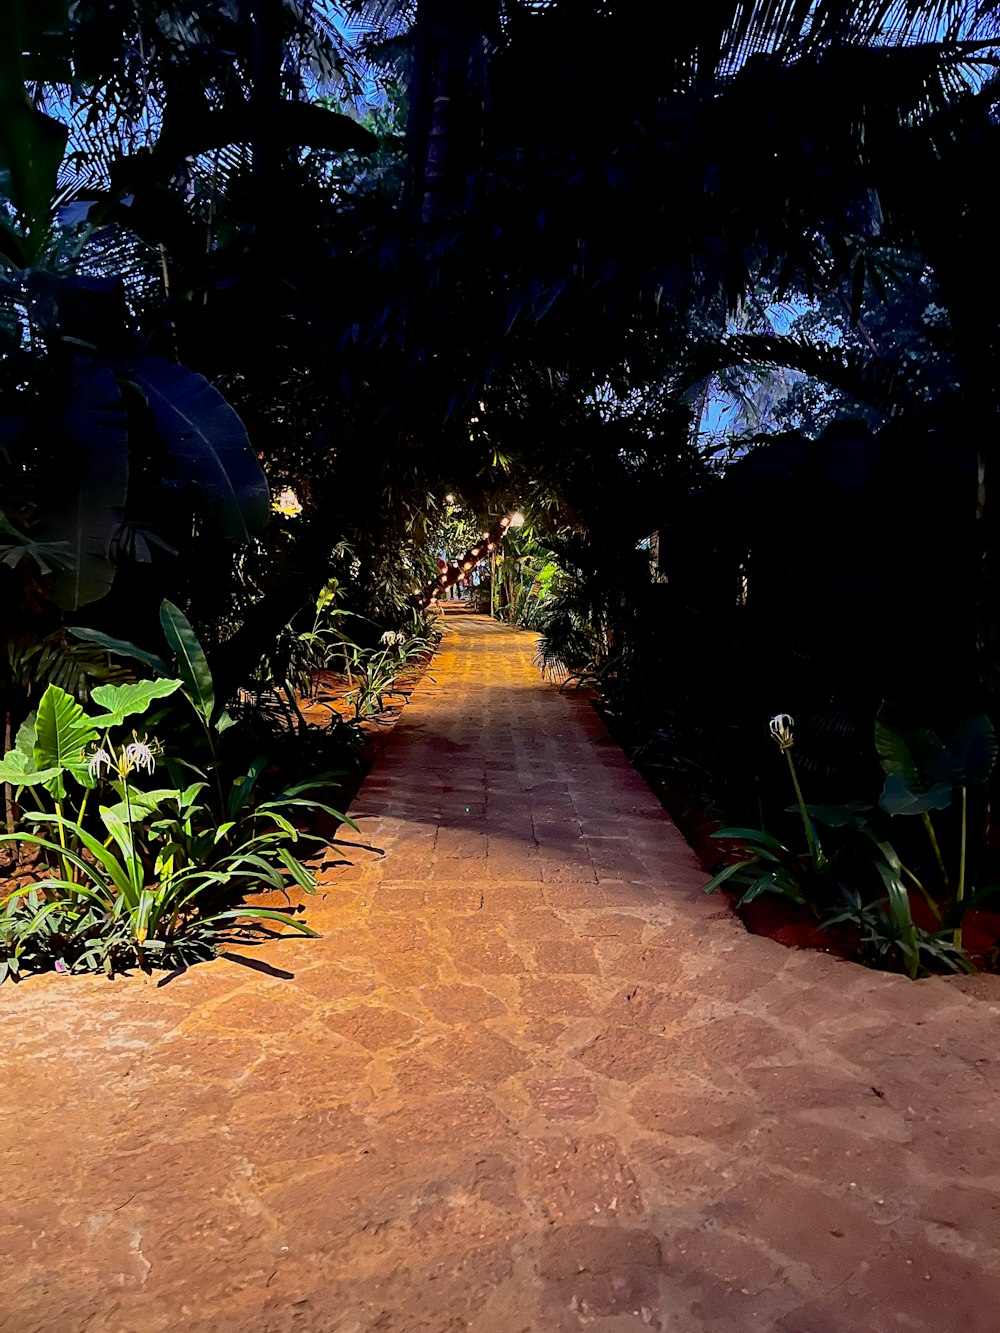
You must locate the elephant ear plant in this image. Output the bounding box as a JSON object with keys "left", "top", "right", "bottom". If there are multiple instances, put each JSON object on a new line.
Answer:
{"left": 0, "top": 665, "right": 351, "bottom": 981}
{"left": 71, "top": 598, "right": 237, "bottom": 813}
{"left": 702, "top": 713, "right": 974, "bottom": 979}
{"left": 874, "top": 707, "right": 999, "bottom": 950}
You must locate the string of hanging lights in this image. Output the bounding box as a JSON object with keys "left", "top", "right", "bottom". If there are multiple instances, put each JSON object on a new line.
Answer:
{"left": 411, "top": 510, "right": 525, "bottom": 609}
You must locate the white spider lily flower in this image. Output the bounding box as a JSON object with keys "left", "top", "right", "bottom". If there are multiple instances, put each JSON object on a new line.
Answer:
{"left": 124, "top": 740, "right": 157, "bottom": 775}
{"left": 88, "top": 749, "right": 113, "bottom": 779}
{"left": 380, "top": 630, "right": 406, "bottom": 646}
{"left": 769, "top": 714, "right": 795, "bottom": 751}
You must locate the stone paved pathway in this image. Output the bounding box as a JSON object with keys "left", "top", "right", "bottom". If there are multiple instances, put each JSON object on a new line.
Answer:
{"left": 3, "top": 613, "right": 1000, "bottom": 1333}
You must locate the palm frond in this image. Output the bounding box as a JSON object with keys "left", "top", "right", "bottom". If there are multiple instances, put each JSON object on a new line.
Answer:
{"left": 677, "top": 331, "right": 924, "bottom": 419}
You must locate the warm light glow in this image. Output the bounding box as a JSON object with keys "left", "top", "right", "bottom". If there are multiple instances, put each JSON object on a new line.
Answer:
{"left": 471, "top": 548, "right": 481, "bottom": 558}
{"left": 499, "top": 517, "right": 510, "bottom": 528}
{"left": 271, "top": 486, "right": 303, "bottom": 518}
{"left": 462, "top": 562, "right": 472, "bottom": 570}
{"left": 509, "top": 511, "right": 525, "bottom": 527}
{"left": 444, "top": 493, "right": 455, "bottom": 504}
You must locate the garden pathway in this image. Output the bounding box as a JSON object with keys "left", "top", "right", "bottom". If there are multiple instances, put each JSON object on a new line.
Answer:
{"left": 3, "top": 612, "right": 1000, "bottom": 1333}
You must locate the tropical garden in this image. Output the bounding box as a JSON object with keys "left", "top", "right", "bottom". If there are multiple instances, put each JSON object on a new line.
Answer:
{"left": 2, "top": 0, "right": 1000, "bottom": 982}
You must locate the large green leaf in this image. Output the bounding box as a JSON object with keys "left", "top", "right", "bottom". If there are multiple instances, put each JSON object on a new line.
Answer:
{"left": 876, "top": 709, "right": 998, "bottom": 808}
{"left": 875, "top": 711, "right": 947, "bottom": 791}
{"left": 89, "top": 678, "right": 183, "bottom": 729}
{"left": 125, "top": 357, "right": 269, "bottom": 543}
{"left": 103, "top": 787, "right": 178, "bottom": 823}
{"left": 67, "top": 625, "right": 170, "bottom": 677}
{"left": 880, "top": 775, "right": 952, "bottom": 816}
{"left": 0, "top": 514, "right": 73, "bottom": 575}
{"left": 0, "top": 102, "right": 67, "bottom": 254}
{"left": 950, "top": 714, "right": 997, "bottom": 787}
{"left": 160, "top": 600, "right": 215, "bottom": 723}
{"left": 32, "top": 683, "right": 99, "bottom": 794}
{"left": 0, "top": 748, "right": 62, "bottom": 788}
{"left": 14, "top": 712, "right": 36, "bottom": 755}
{"left": 49, "top": 358, "right": 129, "bottom": 611}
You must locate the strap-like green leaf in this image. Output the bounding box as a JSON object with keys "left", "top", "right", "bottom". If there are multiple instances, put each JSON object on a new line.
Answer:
{"left": 160, "top": 600, "right": 215, "bottom": 722}
{"left": 206, "top": 907, "right": 319, "bottom": 937}
{"left": 67, "top": 625, "right": 170, "bottom": 677}
{"left": 737, "top": 871, "right": 783, "bottom": 905}
{"left": 1, "top": 825, "right": 125, "bottom": 899}
{"left": 275, "top": 845, "right": 317, "bottom": 891}
{"left": 228, "top": 755, "right": 267, "bottom": 818}
{"left": 702, "top": 859, "right": 755, "bottom": 893}
{"left": 711, "top": 826, "right": 789, "bottom": 852}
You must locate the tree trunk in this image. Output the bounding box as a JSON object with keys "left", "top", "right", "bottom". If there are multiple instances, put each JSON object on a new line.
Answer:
{"left": 405, "top": 0, "right": 499, "bottom": 223}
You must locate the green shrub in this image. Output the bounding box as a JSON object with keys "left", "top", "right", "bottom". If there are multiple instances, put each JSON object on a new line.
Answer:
{"left": 0, "top": 606, "right": 354, "bottom": 981}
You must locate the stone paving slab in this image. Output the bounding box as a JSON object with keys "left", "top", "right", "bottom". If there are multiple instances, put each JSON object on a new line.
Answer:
{"left": 2, "top": 613, "right": 1000, "bottom": 1332}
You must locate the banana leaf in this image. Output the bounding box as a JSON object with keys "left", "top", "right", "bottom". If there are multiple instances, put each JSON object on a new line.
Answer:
{"left": 125, "top": 357, "right": 269, "bottom": 543}
{"left": 48, "top": 358, "right": 129, "bottom": 611}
